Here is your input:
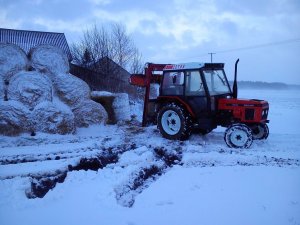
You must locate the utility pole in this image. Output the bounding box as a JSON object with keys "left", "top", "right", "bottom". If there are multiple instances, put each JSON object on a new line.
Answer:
{"left": 208, "top": 53, "right": 216, "bottom": 63}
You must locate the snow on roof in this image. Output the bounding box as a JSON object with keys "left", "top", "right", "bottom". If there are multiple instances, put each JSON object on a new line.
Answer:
{"left": 0, "top": 28, "right": 72, "bottom": 61}
{"left": 164, "top": 62, "right": 205, "bottom": 71}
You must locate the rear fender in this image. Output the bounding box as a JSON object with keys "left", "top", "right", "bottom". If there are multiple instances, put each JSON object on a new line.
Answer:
{"left": 157, "top": 96, "right": 196, "bottom": 118}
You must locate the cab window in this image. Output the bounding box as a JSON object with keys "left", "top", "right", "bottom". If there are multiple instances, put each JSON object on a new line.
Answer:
{"left": 185, "top": 70, "right": 205, "bottom": 96}
{"left": 203, "top": 69, "right": 231, "bottom": 95}
{"left": 161, "top": 71, "right": 184, "bottom": 95}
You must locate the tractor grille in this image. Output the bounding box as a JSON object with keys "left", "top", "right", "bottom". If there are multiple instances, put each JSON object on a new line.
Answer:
{"left": 245, "top": 108, "right": 255, "bottom": 120}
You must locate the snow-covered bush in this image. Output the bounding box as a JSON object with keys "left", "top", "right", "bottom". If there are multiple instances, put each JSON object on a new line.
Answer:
{"left": 52, "top": 73, "right": 90, "bottom": 107}
{"left": 72, "top": 99, "right": 108, "bottom": 127}
{"left": 7, "top": 71, "right": 53, "bottom": 110}
{"left": 29, "top": 45, "right": 69, "bottom": 74}
{"left": 31, "top": 101, "right": 75, "bottom": 134}
{"left": 0, "top": 100, "right": 31, "bottom": 136}
{"left": 0, "top": 43, "right": 28, "bottom": 81}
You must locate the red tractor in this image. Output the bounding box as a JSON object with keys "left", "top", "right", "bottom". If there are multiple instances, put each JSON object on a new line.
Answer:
{"left": 129, "top": 59, "right": 269, "bottom": 148}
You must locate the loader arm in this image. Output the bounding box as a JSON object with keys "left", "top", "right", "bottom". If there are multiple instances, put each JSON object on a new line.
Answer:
{"left": 129, "top": 63, "right": 170, "bottom": 126}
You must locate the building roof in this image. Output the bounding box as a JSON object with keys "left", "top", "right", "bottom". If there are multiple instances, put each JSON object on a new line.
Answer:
{"left": 0, "top": 28, "right": 72, "bottom": 61}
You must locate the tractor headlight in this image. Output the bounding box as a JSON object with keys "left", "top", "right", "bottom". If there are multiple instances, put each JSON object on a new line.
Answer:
{"left": 262, "top": 109, "right": 268, "bottom": 119}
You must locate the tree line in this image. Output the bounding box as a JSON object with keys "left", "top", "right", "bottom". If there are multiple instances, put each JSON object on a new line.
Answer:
{"left": 228, "top": 81, "right": 291, "bottom": 90}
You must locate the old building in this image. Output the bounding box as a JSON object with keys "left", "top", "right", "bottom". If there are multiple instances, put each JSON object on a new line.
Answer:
{"left": 70, "top": 56, "right": 141, "bottom": 97}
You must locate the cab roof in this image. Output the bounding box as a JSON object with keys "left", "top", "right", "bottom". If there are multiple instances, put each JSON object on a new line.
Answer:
{"left": 163, "top": 62, "right": 224, "bottom": 71}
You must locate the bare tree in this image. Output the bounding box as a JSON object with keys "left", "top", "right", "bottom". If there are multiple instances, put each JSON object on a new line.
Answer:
{"left": 70, "top": 23, "right": 144, "bottom": 98}
{"left": 71, "top": 23, "right": 143, "bottom": 74}
{"left": 130, "top": 47, "right": 144, "bottom": 74}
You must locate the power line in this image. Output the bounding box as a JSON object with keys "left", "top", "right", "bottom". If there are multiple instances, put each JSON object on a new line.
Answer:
{"left": 173, "top": 38, "right": 300, "bottom": 62}
{"left": 215, "top": 38, "right": 300, "bottom": 54}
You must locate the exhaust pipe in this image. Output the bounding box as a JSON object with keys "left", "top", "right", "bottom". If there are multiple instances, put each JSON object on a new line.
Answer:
{"left": 232, "top": 58, "right": 239, "bottom": 98}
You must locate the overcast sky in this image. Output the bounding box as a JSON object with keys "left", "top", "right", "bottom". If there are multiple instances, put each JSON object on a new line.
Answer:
{"left": 1, "top": 0, "right": 300, "bottom": 84}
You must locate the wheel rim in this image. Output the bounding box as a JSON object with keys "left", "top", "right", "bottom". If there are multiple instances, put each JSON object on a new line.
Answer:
{"left": 161, "top": 110, "right": 181, "bottom": 135}
{"left": 229, "top": 129, "right": 249, "bottom": 147}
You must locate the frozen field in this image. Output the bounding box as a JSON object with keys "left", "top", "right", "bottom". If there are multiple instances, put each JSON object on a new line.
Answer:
{"left": 0, "top": 89, "right": 300, "bottom": 225}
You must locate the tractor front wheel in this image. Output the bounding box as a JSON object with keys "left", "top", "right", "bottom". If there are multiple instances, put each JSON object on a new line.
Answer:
{"left": 250, "top": 123, "right": 269, "bottom": 140}
{"left": 157, "top": 103, "right": 192, "bottom": 141}
{"left": 224, "top": 124, "right": 253, "bottom": 148}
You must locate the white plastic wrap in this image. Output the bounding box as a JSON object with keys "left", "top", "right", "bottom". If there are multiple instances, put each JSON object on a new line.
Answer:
{"left": 112, "top": 93, "right": 131, "bottom": 122}
{"left": 0, "top": 43, "right": 28, "bottom": 81}
{"left": 53, "top": 73, "right": 90, "bottom": 107}
{"left": 0, "top": 100, "right": 31, "bottom": 136}
{"left": 29, "top": 45, "right": 69, "bottom": 74}
{"left": 7, "top": 71, "right": 53, "bottom": 110}
{"left": 72, "top": 99, "right": 108, "bottom": 127}
{"left": 31, "top": 101, "right": 75, "bottom": 134}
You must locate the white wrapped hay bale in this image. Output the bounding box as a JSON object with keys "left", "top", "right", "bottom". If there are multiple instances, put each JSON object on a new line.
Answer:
{"left": 0, "top": 100, "right": 31, "bottom": 136}
{"left": 7, "top": 71, "right": 53, "bottom": 110}
{"left": 29, "top": 45, "right": 69, "bottom": 74}
{"left": 112, "top": 93, "right": 131, "bottom": 122}
{"left": 72, "top": 99, "right": 108, "bottom": 127}
{"left": 0, "top": 43, "right": 28, "bottom": 81}
{"left": 52, "top": 73, "right": 90, "bottom": 107}
{"left": 31, "top": 101, "right": 75, "bottom": 134}
{"left": 90, "top": 91, "right": 115, "bottom": 124}
{"left": 91, "top": 91, "right": 131, "bottom": 123}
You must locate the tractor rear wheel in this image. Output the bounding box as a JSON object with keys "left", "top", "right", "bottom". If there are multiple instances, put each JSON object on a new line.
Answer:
{"left": 157, "top": 103, "right": 192, "bottom": 141}
{"left": 224, "top": 124, "right": 253, "bottom": 148}
{"left": 250, "top": 123, "right": 269, "bottom": 140}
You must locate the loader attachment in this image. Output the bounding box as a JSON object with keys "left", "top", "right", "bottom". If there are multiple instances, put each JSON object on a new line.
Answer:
{"left": 129, "top": 63, "right": 170, "bottom": 126}
{"left": 129, "top": 74, "right": 162, "bottom": 87}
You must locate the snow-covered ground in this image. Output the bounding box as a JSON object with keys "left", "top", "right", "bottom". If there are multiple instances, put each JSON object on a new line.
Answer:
{"left": 0, "top": 89, "right": 300, "bottom": 225}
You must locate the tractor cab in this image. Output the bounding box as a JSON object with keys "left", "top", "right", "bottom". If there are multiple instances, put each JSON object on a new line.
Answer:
{"left": 158, "top": 63, "right": 232, "bottom": 132}
{"left": 129, "top": 60, "right": 270, "bottom": 149}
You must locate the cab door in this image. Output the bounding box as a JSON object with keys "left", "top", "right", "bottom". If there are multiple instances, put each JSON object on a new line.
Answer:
{"left": 184, "top": 70, "right": 210, "bottom": 118}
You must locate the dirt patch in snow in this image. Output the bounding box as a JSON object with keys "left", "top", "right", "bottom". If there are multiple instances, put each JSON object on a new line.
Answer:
{"left": 26, "top": 172, "right": 67, "bottom": 198}
{"left": 115, "top": 164, "right": 164, "bottom": 207}
{"left": 26, "top": 152, "right": 119, "bottom": 199}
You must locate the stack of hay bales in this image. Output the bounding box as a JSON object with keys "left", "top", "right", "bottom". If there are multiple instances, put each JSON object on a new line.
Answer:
{"left": 0, "top": 43, "right": 108, "bottom": 136}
